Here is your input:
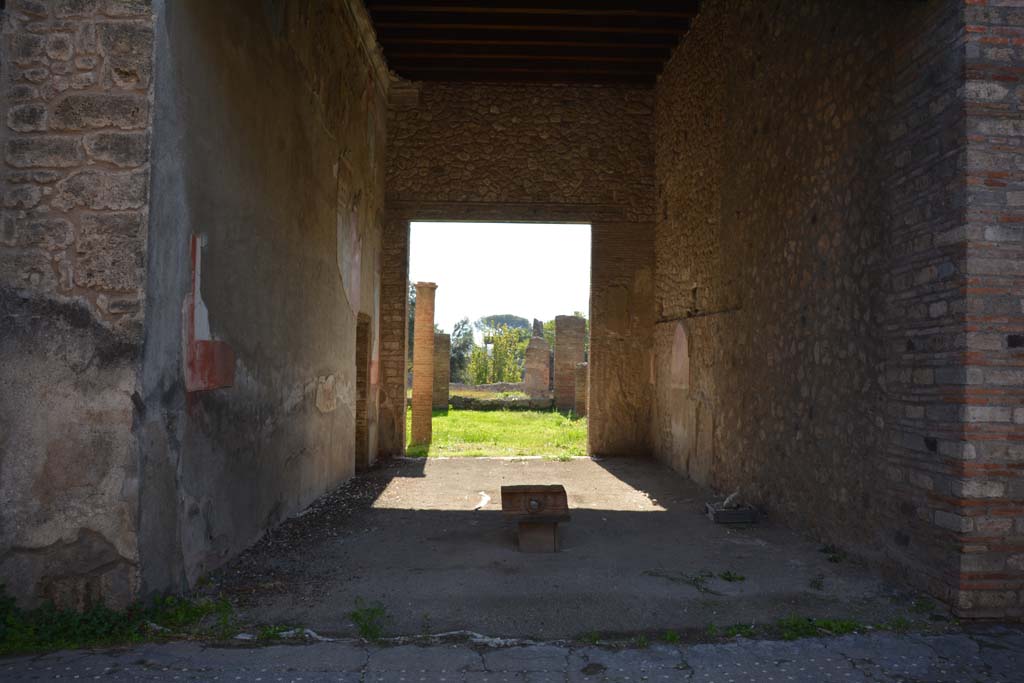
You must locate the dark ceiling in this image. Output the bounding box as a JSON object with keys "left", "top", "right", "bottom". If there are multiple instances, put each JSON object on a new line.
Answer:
{"left": 364, "top": 1, "right": 700, "bottom": 85}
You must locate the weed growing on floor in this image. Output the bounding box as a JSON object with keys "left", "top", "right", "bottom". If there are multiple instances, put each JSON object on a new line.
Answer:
{"left": 911, "top": 597, "right": 936, "bottom": 614}
{"left": 0, "top": 585, "right": 235, "bottom": 656}
{"left": 809, "top": 574, "right": 825, "bottom": 591}
{"left": 643, "top": 569, "right": 725, "bottom": 595}
{"left": 582, "top": 631, "right": 600, "bottom": 645}
{"left": 819, "top": 544, "right": 847, "bottom": 563}
{"left": 718, "top": 570, "right": 745, "bottom": 582}
{"left": 705, "top": 624, "right": 719, "bottom": 638}
{"left": 258, "top": 624, "right": 291, "bottom": 640}
{"left": 349, "top": 600, "right": 388, "bottom": 642}
{"left": 884, "top": 616, "right": 911, "bottom": 633}
{"left": 775, "top": 616, "right": 864, "bottom": 641}
{"left": 663, "top": 629, "right": 680, "bottom": 644}
{"left": 724, "top": 624, "right": 756, "bottom": 638}
{"left": 634, "top": 634, "right": 649, "bottom": 648}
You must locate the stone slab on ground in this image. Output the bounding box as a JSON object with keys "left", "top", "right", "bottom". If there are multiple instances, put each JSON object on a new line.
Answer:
{"left": 3, "top": 628, "right": 1023, "bottom": 681}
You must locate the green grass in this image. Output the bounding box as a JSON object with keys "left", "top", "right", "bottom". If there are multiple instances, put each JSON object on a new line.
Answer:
{"left": 0, "top": 586, "right": 235, "bottom": 656}
{"left": 349, "top": 600, "right": 388, "bottom": 642}
{"left": 406, "top": 408, "right": 587, "bottom": 457}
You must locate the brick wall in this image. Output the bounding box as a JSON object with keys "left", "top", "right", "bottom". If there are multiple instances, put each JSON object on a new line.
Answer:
{"left": 956, "top": 0, "right": 1024, "bottom": 618}
{"left": 554, "top": 315, "right": 586, "bottom": 412}
{"left": 411, "top": 282, "right": 436, "bottom": 445}
{"left": 653, "top": 0, "right": 994, "bottom": 611}
{"left": 0, "top": 0, "right": 155, "bottom": 608}
{"left": 378, "top": 215, "right": 409, "bottom": 456}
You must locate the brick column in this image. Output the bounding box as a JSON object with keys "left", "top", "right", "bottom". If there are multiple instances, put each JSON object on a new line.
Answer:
{"left": 432, "top": 332, "right": 450, "bottom": 410}
{"left": 554, "top": 315, "right": 586, "bottom": 412}
{"left": 411, "top": 282, "right": 437, "bottom": 445}
{"left": 574, "top": 362, "right": 589, "bottom": 418}
{"left": 523, "top": 335, "right": 551, "bottom": 397}
{"left": 378, "top": 216, "right": 409, "bottom": 455}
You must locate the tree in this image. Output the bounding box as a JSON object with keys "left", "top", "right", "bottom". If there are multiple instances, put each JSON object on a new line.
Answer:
{"left": 467, "top": 345, "right": 490, "bottom": 385}
{"left": 450, "top": 317, "right": 473, "bottom": 383}
{"left": 475, "top": 314, "right": 530, "bottom": 334}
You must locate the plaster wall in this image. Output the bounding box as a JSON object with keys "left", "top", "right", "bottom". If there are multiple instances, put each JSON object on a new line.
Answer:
{"left": 138, "top": 0, "right": 388, "bottom": 590}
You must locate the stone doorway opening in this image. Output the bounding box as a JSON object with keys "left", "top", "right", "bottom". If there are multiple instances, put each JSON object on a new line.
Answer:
{"left": 406, "top": 221, "right": 592, "bottom": 458}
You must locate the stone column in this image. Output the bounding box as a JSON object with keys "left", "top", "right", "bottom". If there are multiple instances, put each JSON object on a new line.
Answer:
{"left": 554, "top": 315, "right": 586, "bottom": 412}
{"left": 411, "top": 282, "right": 437, "bottom": 445}
{"left": 432, "top": 333, "right": 451, "bottom": 410}
{"left": 574, "top": 362, "right": 589, "bottom": 417}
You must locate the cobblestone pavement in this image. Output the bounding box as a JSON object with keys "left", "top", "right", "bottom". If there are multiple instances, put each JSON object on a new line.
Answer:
{"left": 3, "top": 627, "right": 1022, "bottom": 682}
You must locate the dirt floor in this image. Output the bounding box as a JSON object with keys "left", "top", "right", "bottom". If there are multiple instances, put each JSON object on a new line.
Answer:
{"left": 208, "top": 457, "right": 945, "bottom": 640}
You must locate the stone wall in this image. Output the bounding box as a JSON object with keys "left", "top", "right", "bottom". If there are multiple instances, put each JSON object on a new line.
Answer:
{"left": 0, "top": 0, "right": 155, "bottom": 607}
{"left": 385, "top": 81, "right": 655, "bottom": 456}
{"left": 432, "top": 332, "right": 450, "bottom": 410}
{"left": 652, "top": 0, "right": 1007, "bottom": 613}
{"left": 591, "top": 222, "right": 654, "bottom": 455}
{"left": 137, "top": 0, "right": 388, "bottom": 592}
{"left": 958, "top": 2, "right": 1024, "bottom": 618}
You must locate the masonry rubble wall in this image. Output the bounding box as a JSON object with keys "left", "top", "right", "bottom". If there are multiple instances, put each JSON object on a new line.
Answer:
{"left": 653, "top": 0, "right": 1024, "bottom": 617}
{"left": 0, "top": 0, "right": 156, "bottom": 608}
{"left": 385, "top": 82, "right": 655, "bottom": 456}
{"left": 136, "top": 0, "right": 388, "bottom": 594}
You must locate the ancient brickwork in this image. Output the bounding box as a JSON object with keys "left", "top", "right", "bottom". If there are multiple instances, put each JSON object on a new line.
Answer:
{"left": 523, "top": 335, "right": 551, "bottom": 397}
{"left": 654, "top": 0, "right": 976, "bottom": 610}
{"left": 554, "top": 316, "right": 586, "bottom": 412}
{"left": 0, "top": 0, "right": 155, "bottom": 608}
{"left": 574, "top": 363, "right": 589, "bottom": 418}
{"left": 379, "top": 216, "right": 409, "bottom": 456}
{"left": 432, "top": 332, "right": 450, "bottom": 410}
{"left": 956, "top": 1, "right": 1024, "bottom": 618}
{"left": 385, "top": 82, "right": 655, "bottom": 455}
{"left": 411, "top": 282, "right": 436, "bottom": 444}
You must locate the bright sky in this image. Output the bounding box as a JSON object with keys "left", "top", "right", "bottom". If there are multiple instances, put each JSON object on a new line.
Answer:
{"left": 409, "top": 222, "right": 591, "bottom": 336}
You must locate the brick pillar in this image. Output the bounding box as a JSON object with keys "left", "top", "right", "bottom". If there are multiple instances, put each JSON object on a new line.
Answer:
{"left": 432, "top": 332, "right": 450, "bottom": 410}
{"left": 378, "top": 216, "right": 409, "bottom": 456}
{"left": 523, "top": 335, "right": 551, "bottom": 397}
{"left": 411, "top": 282, "right": 437, "bottom": 445}
{"left": 574, "top": 362, "right": 589, "bottom": 418}
{"left": 554, "top": 315, "right": 586, "bottom": 412}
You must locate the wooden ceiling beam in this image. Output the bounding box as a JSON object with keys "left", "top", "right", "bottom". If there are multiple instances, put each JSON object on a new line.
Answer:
{"left": 375, "top": 21, "right": 684, "bottom": 35}
{"left": 366, "top": 3, "right": 699, "bottom": 20}
{"left": 394, "top": 70, "right": 656, "bottom": 85}
{"left": 387, "top": 53, "right": 665, "bottom": 64}
{"left": 376, "top": 27, "right": 682, "bottom": 47}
